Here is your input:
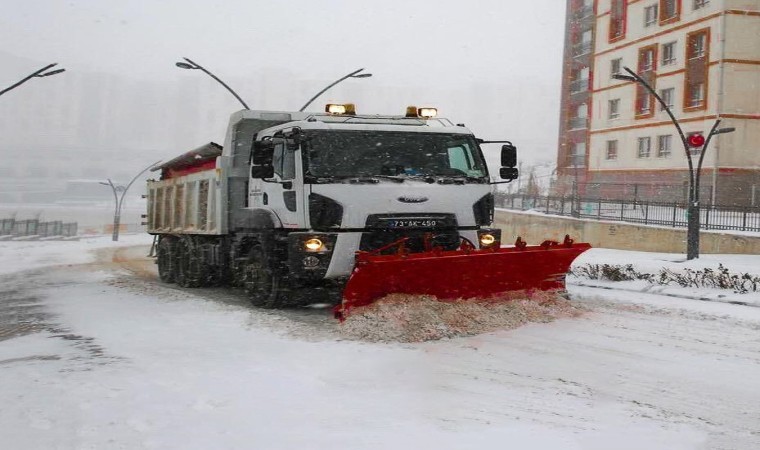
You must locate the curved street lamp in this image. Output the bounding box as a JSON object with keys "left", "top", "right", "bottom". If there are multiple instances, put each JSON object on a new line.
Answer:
{"left": 613, "top": 66, "right": 735, "bottom": 260}
{"left": 101, "top": 160, "right": 161, "bottom": 241}
{"left": 0, "top": 63, "right": 66, "bottom": 97}
{"left": 299, "top": 68, "right": 372, "bottom": 112}
{"left": 175, "top": 57, "right": 250, "bottom": 109}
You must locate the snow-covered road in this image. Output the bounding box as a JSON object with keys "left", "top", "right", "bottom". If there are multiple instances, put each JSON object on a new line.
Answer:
{"left": 1, "top": 237, "right": 759, "bottom": 449}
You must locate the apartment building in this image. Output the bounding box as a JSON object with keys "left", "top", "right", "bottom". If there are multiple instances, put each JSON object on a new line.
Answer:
{"left": 557, "top": 0, "right": 760, "bottom": 206}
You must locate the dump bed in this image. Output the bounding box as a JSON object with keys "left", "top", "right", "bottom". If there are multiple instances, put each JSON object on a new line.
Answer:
{"left": 146, "top": 142, "right": 226, "bottom": 235}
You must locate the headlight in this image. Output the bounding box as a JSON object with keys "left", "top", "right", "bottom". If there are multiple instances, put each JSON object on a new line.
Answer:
{"left": 304, "top": 238, "right": 324, "bottom": 252}
{"left": 477, "top": 228, "right": 501, "bottom": 249}
{"left": 479, "top": 233, "right": 496, "bottom": 247}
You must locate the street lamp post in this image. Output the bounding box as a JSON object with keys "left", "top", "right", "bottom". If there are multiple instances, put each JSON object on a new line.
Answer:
{"left": 299, "top": 68, "right": 372, "bottom": 112}
{"left": 101, "top": 160, "right": 161, "bottom": 241}
{"left": 613, "top": 67, "right": 735, "bottom": 259}
{"left": 175, "top": 57, "right": 250, "bottom": 109}
{"left": 0, "top": 63, "right": 66, "bottom": 97}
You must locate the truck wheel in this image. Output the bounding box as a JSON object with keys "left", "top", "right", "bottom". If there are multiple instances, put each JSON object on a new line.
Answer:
{"left": 176, "top": 237, "right": 204, "bottom": 288}
{"left": 157, "top": 237, "right": 176, "bottom": 283}
{"left": 244, "top": 243, "right": 287, "bottom": 308}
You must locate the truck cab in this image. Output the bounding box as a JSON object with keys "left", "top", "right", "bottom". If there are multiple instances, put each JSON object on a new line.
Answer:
{"left": 148, "top": 105, "right": 518, "bottom": 307}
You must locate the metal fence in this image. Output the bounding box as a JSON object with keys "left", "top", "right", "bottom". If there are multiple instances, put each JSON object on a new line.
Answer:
{"left": 497, "top": 194, "right": 760, "bottom": 233}
{"left": 0, "top": 218, "right": 78, "bottom": 238}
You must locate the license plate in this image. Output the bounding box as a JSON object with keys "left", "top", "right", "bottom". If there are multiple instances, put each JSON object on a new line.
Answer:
{"left": 383, "top": 219, "right": 439, "bottom": 229}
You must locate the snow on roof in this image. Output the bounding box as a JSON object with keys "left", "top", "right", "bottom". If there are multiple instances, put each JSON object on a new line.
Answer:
{"left": 152, "top": 142, "right": 223, "bottom": 172}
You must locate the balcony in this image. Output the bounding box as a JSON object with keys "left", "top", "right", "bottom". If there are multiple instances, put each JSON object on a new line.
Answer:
{"left": 569, "top": 78, "right": 589, "bottom": 94}
{"left": 566, "top": 154, "right": 586, "bottom": 169}
{"left": 568, "top": 117, "right": 588, "bottom": 130}
{"left": 573, "top": 4, "right": 594, "bottom": 20}
{"left": 572, "top": 41, "right": 593, "bottom": 57}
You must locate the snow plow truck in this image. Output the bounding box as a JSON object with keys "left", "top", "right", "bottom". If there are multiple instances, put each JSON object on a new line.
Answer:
{"left": 145, "top": 104, "right": 590, "bottom": 318}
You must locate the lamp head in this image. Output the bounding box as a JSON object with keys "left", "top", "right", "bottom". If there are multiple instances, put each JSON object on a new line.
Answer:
{"left": 613, "top": 73, "right": 636, "bottom": 82}
{"left": 38, "top": 68, "right": 66, "bottom": 77}
{"left": 714, "top": 127, "right": 736, "bottom": 135}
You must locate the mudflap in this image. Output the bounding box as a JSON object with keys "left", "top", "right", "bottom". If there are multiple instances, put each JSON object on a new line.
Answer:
{"left": 334, "top": 235, "right": 591, "bottom": 320}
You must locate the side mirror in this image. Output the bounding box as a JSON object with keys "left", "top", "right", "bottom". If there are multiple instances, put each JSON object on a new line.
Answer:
{"left": 500, "top": 167, "right": 519, "bottom": 181}
{"left": 251, "top": 140, "right": 275, "bottom": 178}
{"left": 252, "top": 140, "right": 274, "bottom": 166}
{"left": 501, "top": 143, "right": 517, "bottom": 168}
{"left": 251, "top": 165, "right": 274, "bottom": 179}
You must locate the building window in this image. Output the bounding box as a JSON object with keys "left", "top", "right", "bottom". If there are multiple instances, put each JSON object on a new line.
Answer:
{"left": 684, "top": 29, "right": 709, "bottom": 111}
{"left": 611, "top": 58, "right": 622, "bottom": 77}
{"left": 662, "top": 41, "right": 677, "bottom": 65}
{"left": 636, "top": 45, "right": 657, "bottom": 117}
{"left": 688, "top": 83, "right": 705, "bottom": 107}
{"left": 659, "top": 0, "right": 681, "bottom": 24}
{"left": 657, "top": 135, "right": 672, "bottom": 157}
{"left": 637, "top": 137, "right": 652, "bottom": 158}
{"left": 694, "top": 0, "right": 708, "bottom": 9}
{"left": 570, "top": 67, "right": 590, "bottom": 93}
{"left": 660, "top": 87, "right": 675, "bottom": 110}
{"left": 640, "top": 47, "right": 656, "bottom": 72}
{"left": 609, "top": 99, "right": 621, "bottom": 118}
{"left": 609, "top": 0, "right": 628, "bottom": 42}
{"left": 645, "top": 4, "right": 658, "bottom": 27}
{"left": 569, "top": 104, "right": 588, "bottom": 129}
{"left": 572, "top": 142, "right": 586, "bottom": 167}
{"left": 606, "top": 140, "right": 618, "bottom": 160}
{"left": 689, "top": 33, "right": 706, "bottom": 59}
{"left": 639, "top": 93, "right": 652, "bottom": 114}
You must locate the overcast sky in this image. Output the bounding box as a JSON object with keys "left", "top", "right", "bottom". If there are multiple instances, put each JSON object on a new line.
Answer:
{"left": 1, "top": 0, "right": 567, "bottom": 169}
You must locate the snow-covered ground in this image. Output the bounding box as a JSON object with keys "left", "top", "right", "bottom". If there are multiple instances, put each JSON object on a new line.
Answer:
{"left": 0, "top": 234, "right": 150, "bottom": 276}
{"left": 1, "top": 237, "right": 759, "bottom": 449}
{"left": 570, "top": 248, "right": 760, "bottom": 307}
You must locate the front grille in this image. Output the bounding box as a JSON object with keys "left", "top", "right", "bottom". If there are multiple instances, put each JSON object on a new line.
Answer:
{"left": 360, "top": 213, "right": 459, "bottom": 254}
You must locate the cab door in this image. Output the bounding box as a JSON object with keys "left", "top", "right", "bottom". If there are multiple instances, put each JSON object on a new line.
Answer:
{"left": 264, "top": 139, "right": 304, "bottom": 229}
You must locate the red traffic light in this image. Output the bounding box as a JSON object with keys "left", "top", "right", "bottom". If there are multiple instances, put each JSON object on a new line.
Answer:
{"left": 687, "top": 133, "right": 706, "bottom": 147}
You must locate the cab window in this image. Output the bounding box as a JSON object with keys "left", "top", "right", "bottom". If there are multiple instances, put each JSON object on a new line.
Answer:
{"left": 448, "top": 145, "right": 473, "bottom": 172}
{"left": 272, "top": 142, "right": 295, "bottom": 180}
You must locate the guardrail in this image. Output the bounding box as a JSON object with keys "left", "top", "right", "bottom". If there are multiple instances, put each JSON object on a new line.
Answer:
{"left": 0, "top": 218, "right": 78, "bottom": 240}
{"left": 497, "top": 194, "right": 760, "bottom": 233}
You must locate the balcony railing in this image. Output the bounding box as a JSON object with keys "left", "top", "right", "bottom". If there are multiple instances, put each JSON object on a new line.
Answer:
{"left": 569, "top": 78, "right": 589, "bottom": 94}
{"left": 573, "top": 4, "right": 594, "bottom": 20}
{"left": 567, "top": 154, "right": 586, "bottom": 168}
{"left": 568, "top": 117, "right": 588, "bottom": 130}
{"left": 572, "top": 41, "right": 593, "bottom": 57}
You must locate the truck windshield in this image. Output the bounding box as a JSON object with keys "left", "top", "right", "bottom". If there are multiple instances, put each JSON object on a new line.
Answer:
{"left": 303, "top": 131, "right": 488, "bottom": 180}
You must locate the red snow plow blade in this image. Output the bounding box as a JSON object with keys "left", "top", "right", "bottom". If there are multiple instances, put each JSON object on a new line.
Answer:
{"left": 334, "top": 235, "right": 591, "bottom": 320}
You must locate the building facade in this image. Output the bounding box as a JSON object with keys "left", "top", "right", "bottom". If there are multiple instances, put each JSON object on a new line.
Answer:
{"left": 557, "top": 0, "right": 760, "bottom": 206}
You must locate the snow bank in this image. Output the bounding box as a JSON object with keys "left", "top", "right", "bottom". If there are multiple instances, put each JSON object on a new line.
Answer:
{"left": 0, "top": 234, "right": 153, "bottom": 276}
{"left": 340, "top": 291, "right": 584, "bottom": 343}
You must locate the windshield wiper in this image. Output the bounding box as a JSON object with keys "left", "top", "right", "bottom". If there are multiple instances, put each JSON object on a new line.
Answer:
{"left": 305, "top": 174, "right": 406, "bottom": 184}
{"left": 435, "top": 175, "right": 487, "bottom": 184}
{"left": 304, "top": 174, "right": 336, "bottom": 184}
{"left": 345, "top": 175, "right": 405, "bottom": 184}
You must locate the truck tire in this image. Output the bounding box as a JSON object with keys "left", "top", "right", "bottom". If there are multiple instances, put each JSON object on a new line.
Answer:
{"left": 176, "top": 237, "right": 205, "bottom": 288}
{"left": 157, "top": 237, "right": 177, "bottom": 283}
{"left": 243, "top": 243, "right": 288, "bottom": 308}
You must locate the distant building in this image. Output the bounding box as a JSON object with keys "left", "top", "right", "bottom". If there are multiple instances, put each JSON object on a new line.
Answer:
{"left": 556, "top": 0, "right": 760, "bottom": 206}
